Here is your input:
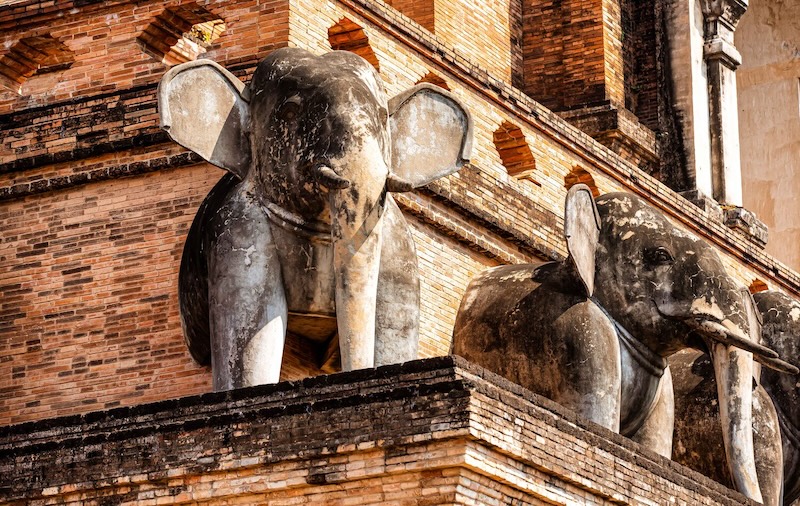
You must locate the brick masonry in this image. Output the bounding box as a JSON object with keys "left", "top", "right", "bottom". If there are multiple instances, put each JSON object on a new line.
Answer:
{"left": 0, "top": 357, "right": 762, "bottom": 505}
{"left": 0, "top": 0, "right": 798, "bottom": 446}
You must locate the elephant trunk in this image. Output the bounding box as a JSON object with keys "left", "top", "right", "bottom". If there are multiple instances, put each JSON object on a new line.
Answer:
{"left": 658, "top": 265, "right": 765, "bottom": 501}
{"left": 708, "top": 342, "right": 763, "bottom": 503}
{"left": 323, "top": 143, "right": 389, "bottom": 372}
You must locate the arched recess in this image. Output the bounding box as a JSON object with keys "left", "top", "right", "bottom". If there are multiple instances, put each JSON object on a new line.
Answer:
{"left": 328, "top": 18, "right": 380, "bottom": 72}
{"left": 748, "top": 279, "right": 769, "bottom": 294}
{"left": 564, "top": 165, "right": 600, "bottom": 197}
{"left": 138, "top": 4, "right": 226, "bottom": 66}
{"left": 415, "top": 71, "right": 450, "bottom": 91}
{"left": 493, "top": 121, "right": 539, "bottom": 185}
{"left": 0, "top": 35, "right": 74, "bottom": 94}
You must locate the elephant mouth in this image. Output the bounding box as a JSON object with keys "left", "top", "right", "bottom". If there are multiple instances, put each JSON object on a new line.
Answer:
{"left": 261, "top": 200, "right": 333, "bottom": 241}
{"left": 685, "top": 317, "right": 798, "bottom": 374}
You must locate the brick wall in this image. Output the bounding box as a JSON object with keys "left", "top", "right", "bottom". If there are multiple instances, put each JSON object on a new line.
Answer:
{"left": 1, "top": 0, "right": 799, "bottom": 429}
{"left": 383, "top": 0, "right": 434, "bottom": 32}
{"left": 0, "top": 0, "right": 289, "bottom": 116}
{"left": 621, "top": 0, "right": 659, "bottom": 130}
{"left": 0, "top": 358, "right": 760, "bottom": 505}
{"left": 521, "top": 0, "right": 624, "bottom": 111}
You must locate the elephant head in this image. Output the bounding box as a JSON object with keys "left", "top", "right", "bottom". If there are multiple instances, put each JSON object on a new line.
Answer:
{"left": 593, "top": 193, "right": 794, "bottom": 501}
{"left": 159, "top": 48, "right": 472, "bottom": 387}
{"left": 453, "top": 187, "right": 792, "bottom": 503}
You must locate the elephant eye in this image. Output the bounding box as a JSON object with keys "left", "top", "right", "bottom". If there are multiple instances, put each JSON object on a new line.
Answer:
{"left": 644, "top": 246, "right": 674, "bottom": 266}
{"left": 278, "top": 96, "right": 302, "bottom": 121}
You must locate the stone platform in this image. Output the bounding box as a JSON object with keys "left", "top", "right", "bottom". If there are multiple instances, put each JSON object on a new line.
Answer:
{"left": 0, "top": 357, "right": 755, "bottom": 505}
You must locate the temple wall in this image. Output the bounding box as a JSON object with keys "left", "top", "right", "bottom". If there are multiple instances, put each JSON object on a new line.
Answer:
{"left": 737, "top": 0, "right": 800, "bottom": 271}
{"left": 1, "top": 0, "right": 797, "bottom": 427}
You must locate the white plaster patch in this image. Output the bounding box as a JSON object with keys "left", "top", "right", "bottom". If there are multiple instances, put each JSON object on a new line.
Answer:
{"left": 356, "top": 66, "right": 385, "bottom": 106}
{"left": 609, "top": 197, "right": 632, "bottom": 213}
{"left": 232, "top": 244, "right": 257, "bottom": 266}
{"left": 621, "top": 231, "right": 635, "bottom": 241}
{"left": 720, "top": 318, "right": 746, "bottom": 339}
{"left": 790, "top": 306, "right": 800, "bottom": 322}
{"left": 691, "top": 297, "right": 724, "bottom": 320}
{"left": 498, "top": 269, "right": 533, "bottom": 283}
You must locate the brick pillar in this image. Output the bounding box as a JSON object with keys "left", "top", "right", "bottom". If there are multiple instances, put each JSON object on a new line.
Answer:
{"left": 522, "top": 0, "right": 659, "bottom": 174}
{"left": 522, "top": 0, "right": 624, "bottom": 111}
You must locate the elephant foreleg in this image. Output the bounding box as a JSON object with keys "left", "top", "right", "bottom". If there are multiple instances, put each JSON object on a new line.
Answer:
{"left": 333, "top": 210, "right": 384, "bottom": 372}
{"left": 752, "top": 385, "right": 783, "bottom": 506}
{"left": 375, "top": 196, "right": 420, "bottom": 366}
{"left": 208, "top": 189, "right": 287, "bottom": 390}
{"left": 627, "top": 368, "right": 675, "bottom": 458}
{"left": 551, "top": 300, "right": 622, "bottom": 431}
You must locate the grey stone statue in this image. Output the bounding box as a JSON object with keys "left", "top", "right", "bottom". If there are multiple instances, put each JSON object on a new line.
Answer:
{"left": 673, "top": 289, "right": 800, "bottom": 506}
{"left": 158, "top": 48, "right": 472, "bottom": 390}
{"left": 452, "top": 185, "right": 795, "bottom": 504}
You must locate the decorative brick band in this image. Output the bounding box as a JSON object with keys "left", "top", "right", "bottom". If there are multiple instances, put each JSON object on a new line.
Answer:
{"left": 0, "top": 150, "right": 201, "bottom": 201}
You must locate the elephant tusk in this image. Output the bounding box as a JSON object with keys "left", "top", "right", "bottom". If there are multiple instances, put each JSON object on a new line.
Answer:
{"left": 386, "top": 173, "right": 415, "bottom": 193}
{"left": 315, "top": 164, "right": 351, "bottom": 190}
{"left": 754, "top": 354, "right": 800, "bottom": 375}
{"left": 689, "top": 318, "right": 781, "bottom": 360}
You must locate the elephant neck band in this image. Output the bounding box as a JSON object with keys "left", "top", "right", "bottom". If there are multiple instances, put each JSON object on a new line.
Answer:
{"left": 594, "top": 302, "right": 667, "bottom": 377}
{"left": 775, "top": 400, "right": 800, "bottom": 450}
{"left": 614, "top": 320, "right": 667, "bottom": 377}
{"left": 260, "top": 199, "right": 333, "bottom": 242}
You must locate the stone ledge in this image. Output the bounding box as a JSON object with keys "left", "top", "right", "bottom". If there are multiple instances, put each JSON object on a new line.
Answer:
{"left": 723, "top": 206, "right": 769, "bottom": 247}
{"left": 0, "top": 356, "right": 757, "bottom": 505}
{"left": 558, "top": 103, "right": 660, "bottom": 172}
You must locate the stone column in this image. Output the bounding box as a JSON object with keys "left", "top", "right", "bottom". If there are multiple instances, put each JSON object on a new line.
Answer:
{"left": 700, "top": 0, "right": 747, "bottom": 206}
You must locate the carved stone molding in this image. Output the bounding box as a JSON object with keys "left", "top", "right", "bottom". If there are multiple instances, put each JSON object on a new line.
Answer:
{"left": 704, "top": 38, "right": 742, "bottom": 69}
{"left": 699, "top": 0, "right": 748, "bottom": 30}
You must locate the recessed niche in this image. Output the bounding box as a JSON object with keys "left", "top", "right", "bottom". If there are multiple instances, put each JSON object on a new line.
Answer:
{"left": 328, "top": 18, "right": 380, "bottom": 71}
{"left": 138, "top": 4, "right": 225, "bottom": 66}
{"left": 564, "top": 165, "right": 600, "bottom": 197}
{"left": 493, "top": 121, "right": 539, "bottom": 185}
{"left": 0, "top": 35, "right": 75, "bottom": 94}
{"left": 416, "top": 71, "right": 450, "bottom": 91}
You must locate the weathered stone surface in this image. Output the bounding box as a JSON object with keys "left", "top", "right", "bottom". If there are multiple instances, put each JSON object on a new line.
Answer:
{"left": 0, "top": 357, "right": 763, "bottom": 505}
{"left": 453, "top": 187, "right": 794, "bottom": 503}
{"left": 673, "top": 289, "right": 800, "bottom": 506}
{"left": 159, "top": 49, "right": 472, "bottom": 390}
{"left": 724, "top": 206, "right": 769, "bottom": 247}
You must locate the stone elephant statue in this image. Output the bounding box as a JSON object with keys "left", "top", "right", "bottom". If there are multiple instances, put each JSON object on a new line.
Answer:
{"left": 673, "top": 290, "right": 800, "bottom": 506}
{"left": 452, "top": 185, "right": 794, "bottom": 504}
{"left": 158, "top": 48, "right": 472, "bottom": 390}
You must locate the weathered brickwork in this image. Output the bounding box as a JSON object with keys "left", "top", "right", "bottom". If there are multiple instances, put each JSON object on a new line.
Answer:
{"left": 0, "top": 0, "right": 288, "bottom": 114}
{"left": 0, "top": 358, "right": 761, "bottom": 505}
{"left": 0, "top": 164, "right": 217, "bottom": 425}
{"left": 521, "top": 0, "right": 624, "bottom": 112}
{"left": 1, "top": 0, "right": 799, "bottom": 437}
{"left": 383, "top": 0, "right": 434, "bottom": 32}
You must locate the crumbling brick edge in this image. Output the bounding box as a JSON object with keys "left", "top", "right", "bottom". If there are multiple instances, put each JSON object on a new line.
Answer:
{"left": 0, "top": 356, "right": 757, "bottom": 505}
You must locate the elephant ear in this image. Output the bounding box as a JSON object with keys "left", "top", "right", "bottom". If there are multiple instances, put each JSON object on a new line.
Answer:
{"left": 158, "top": 59, "right": 251, "bottom": 179}
{"left": 564, "top": 184, "right": 601, "bottom": 297}
{"left": 387, "top": 83, "right": 473, "bottom": 189}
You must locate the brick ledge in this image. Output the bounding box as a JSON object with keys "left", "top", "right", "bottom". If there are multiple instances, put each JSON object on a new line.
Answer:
{"left": 0, "top": 356, "right": 757, "bottom": 505}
